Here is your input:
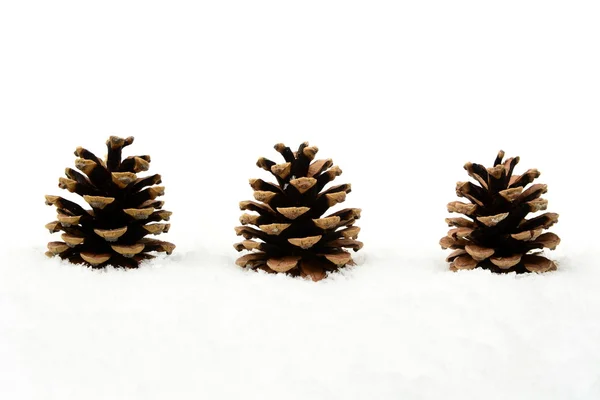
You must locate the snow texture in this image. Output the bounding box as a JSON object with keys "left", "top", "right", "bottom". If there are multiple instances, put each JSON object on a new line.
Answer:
{"left": 1, "top": 1, "right": 600, "bottom": 399}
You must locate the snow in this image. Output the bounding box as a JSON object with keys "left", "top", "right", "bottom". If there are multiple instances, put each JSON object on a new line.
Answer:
{"left": 1, "top": 1, "right": 600, "bottom": 399}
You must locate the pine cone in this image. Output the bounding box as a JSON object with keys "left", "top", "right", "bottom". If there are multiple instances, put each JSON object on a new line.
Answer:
{"left": 234, "top": 142, "right": 363, "bottom": 281}
{"left": 45, "top": 136, "right": 175, "bottom": 268}
{"left": 440, "top": 150, "right": 560, "bottom": 273}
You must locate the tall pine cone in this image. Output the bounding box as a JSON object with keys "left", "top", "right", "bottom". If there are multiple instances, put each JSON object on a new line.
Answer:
{"left": 45, "top": 136, "right": 175, "bottom": 268}
{"left": 440, "top": 150, "right": 560, "bottom": 273}
{"left": 234, "top": 142, "right": 363, "bottom": 281}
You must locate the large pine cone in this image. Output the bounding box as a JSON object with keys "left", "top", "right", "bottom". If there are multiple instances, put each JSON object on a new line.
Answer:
{"left": 440, "top": 151, "right": 560, "bottom": 273}
{"left": 45, "top": 136, "right": 175, "bottom": 268}
{"left": 234, "top": 142, "right": 363, "bottom": 281}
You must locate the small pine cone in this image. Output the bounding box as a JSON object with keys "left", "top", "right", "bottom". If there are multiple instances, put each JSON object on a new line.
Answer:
{"left": 440, "top": 150, "right": 560, "bottom": 273}
{"left": 45, "top": 136, "right": 175, "bottom": 268}
{"left": 234, "top": 142, "right": 363, "bottom": 281}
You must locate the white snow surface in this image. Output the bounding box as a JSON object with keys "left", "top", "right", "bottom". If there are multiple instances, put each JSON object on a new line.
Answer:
{"left": 1, "top": 1, "right": 600, "bottom": 399}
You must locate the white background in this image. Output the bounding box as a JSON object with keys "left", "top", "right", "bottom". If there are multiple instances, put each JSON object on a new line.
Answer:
{"left": 1, "top": 1, "right": 599, "bottom": 399}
